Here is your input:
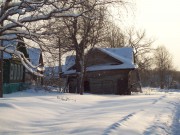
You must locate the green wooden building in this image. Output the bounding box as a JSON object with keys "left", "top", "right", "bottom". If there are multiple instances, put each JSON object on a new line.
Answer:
{"left": 2, "top": 35, "right": 43, "bottom": 94}
{"left": 3, "top": 59, "right": 27, "bottom": 94}
{"left": 2, "top": 35, "right": 29, "bottom": 94}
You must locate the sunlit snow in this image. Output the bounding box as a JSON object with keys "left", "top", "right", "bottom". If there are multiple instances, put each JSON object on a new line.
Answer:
{"left": 0, "top": 88, "right": 180, "bottom": 135}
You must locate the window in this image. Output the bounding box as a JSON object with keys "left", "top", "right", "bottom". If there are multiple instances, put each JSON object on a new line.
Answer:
{"left": 10, "top": 63, "right": 14, "bottom": 80}
{"left": 17, "top": 64, "right": 21, "bottom": 80}
{"left": 20, "top": 65, "right": 24, "bottom": 80}
{"left": 14, "top": 64, "right": 17, "bottom": 80}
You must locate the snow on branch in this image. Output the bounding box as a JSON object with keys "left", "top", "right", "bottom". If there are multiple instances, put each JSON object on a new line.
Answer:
{"left": 0, "top": 45, "right": 43, "bottom": 77}
{"left": 0, "top": 0, "right": 123, "bottom": 77}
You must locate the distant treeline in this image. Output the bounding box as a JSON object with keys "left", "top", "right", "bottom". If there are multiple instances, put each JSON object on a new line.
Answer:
{"left": 140, "top": 70, "right": 180, "bottom": 89}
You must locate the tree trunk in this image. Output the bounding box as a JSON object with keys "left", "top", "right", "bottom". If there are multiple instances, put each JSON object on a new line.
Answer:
{"left": 76, "top": 46, "right": 85, "bottom": 95}
{"left": 0, "top": 49, "right": 3, "bottom": 98}
{"left": 136, "top": 69, "right": 142, "bottom": 93}
{"left": 160, "top": 70, "right": 164, "bottom": 89}
{"left": 0, "top": 19, "right": 3, "bottom": 98}
{"left": 58, "top": 38, "right": 62, "bottom": 92}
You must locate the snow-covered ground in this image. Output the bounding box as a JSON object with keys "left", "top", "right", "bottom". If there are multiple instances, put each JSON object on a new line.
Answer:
{"left": 0, "top": 88, "right": 180, "bottom": 135}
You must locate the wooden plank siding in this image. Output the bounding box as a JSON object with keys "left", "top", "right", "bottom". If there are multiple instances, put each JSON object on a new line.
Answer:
{"left": 86, "top": 49, "right": 122, "bottom": 67}
{"left": 66, "top": 48, "right": 135, "bottom": 95}
{"left": 86, "top": 70, "right": 131, "bottom": 95}
{"left": 3, "top": 60, "right": 10, "bottom": 83}
{"left": 68, "top": 69, "right": 132, "bottom": 95}
{"left": 2, "top": 59, "right": 27, "bottom": 94}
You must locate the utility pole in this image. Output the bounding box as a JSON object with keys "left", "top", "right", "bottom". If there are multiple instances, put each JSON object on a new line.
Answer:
{"left": 58, "top": 38, "right": 62, "bottom": 92}
{"left": 0, "top": 40, "right": 3, "bottom": 98}
{"left": 0, "top": 4, "right": 4, "bottom": 98}
{"left": 0, "top": 28, "right": 3, "bottom": 98}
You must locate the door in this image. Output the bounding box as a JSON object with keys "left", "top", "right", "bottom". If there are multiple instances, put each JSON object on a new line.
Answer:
{"left": 117, "top": 78, "right": 129, "bottom": 95}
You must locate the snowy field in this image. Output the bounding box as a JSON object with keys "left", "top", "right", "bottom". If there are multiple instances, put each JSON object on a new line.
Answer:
{"left": 0, "top": 88, "right": 180, "bottom": 135}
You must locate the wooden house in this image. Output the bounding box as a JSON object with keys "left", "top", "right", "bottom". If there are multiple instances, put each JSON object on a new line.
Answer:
{"left": 2, "top": 35, "right": 43, "bottom": 94}
{"left": 63, "top": 47, "right": 138, "bottom": 95}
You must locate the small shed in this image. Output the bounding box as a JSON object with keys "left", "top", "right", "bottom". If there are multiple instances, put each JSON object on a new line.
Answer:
{"left": 63, "top": 47, "right": 138, "bottom": 95}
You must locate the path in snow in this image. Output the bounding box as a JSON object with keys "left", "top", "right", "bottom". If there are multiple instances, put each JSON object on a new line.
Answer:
{"left": 141, "top": 94, "right": 180, "bottom": 135}
{"left": 171, "top": 99, "right": 180, "bottom": 135}
{"left": 103, "top": 112, "right": 136, "bottom": 135}
{"left": 152, "top": 95, "right": 166, "bottom": 104}
{"left": 143, "top": 95, "right": 171, "bottom": 135}
{"left": 101, "top": 94, "right": 178, "bottom": 135}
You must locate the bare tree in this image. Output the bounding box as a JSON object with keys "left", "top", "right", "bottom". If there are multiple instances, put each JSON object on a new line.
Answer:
{"left": 125, "top": 29, "right": 154, "bottom": 89}
{"left": 62, "top": 3, "right": 107, "bottom": 95}
{"left": 124, "top": 29, "right": 154, "bottom": 70}
{"left": 0, "top": 0, "right": 96, "bottom": 76}
{"left": 43, "top": 0, "right": 127, "bottom": 95}
{"left": 102, "top": 25, "right": 155, "bottom": 89}
{"left": 37, "top": 3, "right": 106, "bottom": 92}
{"left": 0, "top": 0, "right": 131, "bottom": 97}
{"left": 154, "top": 46, "right": 173, "bottom": 89}
{"left": 37, "top": 18, "right": 73, "bottom": 90}
{"left": 102, "top": 25, "right": 154, "bottom": 70}
{"left": 0, "top": 0, "right": 107, "bottom": 97}
{"left": 102, "top": 21, "right": 125, "bottom": 48}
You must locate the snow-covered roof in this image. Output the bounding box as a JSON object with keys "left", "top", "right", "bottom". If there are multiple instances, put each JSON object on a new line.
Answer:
{"left": 64, "top": 47, "right": 136, "bottom": 74}
{"left": 27, "top": 48, "right": 41, "bottom": 66}
{"left": 65, "top": 55, "right": 76, "bottom": 71}
{"left": 1, "top": 34, "right": 42, "bottom": 66}
{"left": 87, "top": 62, "right": 135, "bottom": 71}
{"left": 44, "top": 66, "right": 59, "bottom": 78}
{"left": 2, "top": 34, "right": 18, "bottom": 59}
{"left": 98, "top": 47, "right": 134, "bottom": 66}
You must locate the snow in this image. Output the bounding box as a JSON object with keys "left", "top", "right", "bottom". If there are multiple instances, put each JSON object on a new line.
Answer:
{"left": 0, "top": 88, "right": 180, "bottom": 135}
{"left": 64, "top": 47, "right": 136, "bottom": 74}
{"left": 65, "top": 55, "right": 76, "bottom": 71}
{"left": 2, "top": 34, "right": 18, "bottom": 59}
{"left": 0, "top": 34, "right": 43, "bottom": 76}
{"left": 98, "top": 47, "right": 135, "bottom": 66}
{"left": 44, "top": 66, "right": 60, "bottom": 78}
{"left": 87, "top": 63, "right": 135, "bottom": 71}
{"left": 27, "top": 48, "right": 41, "bottom": 66}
